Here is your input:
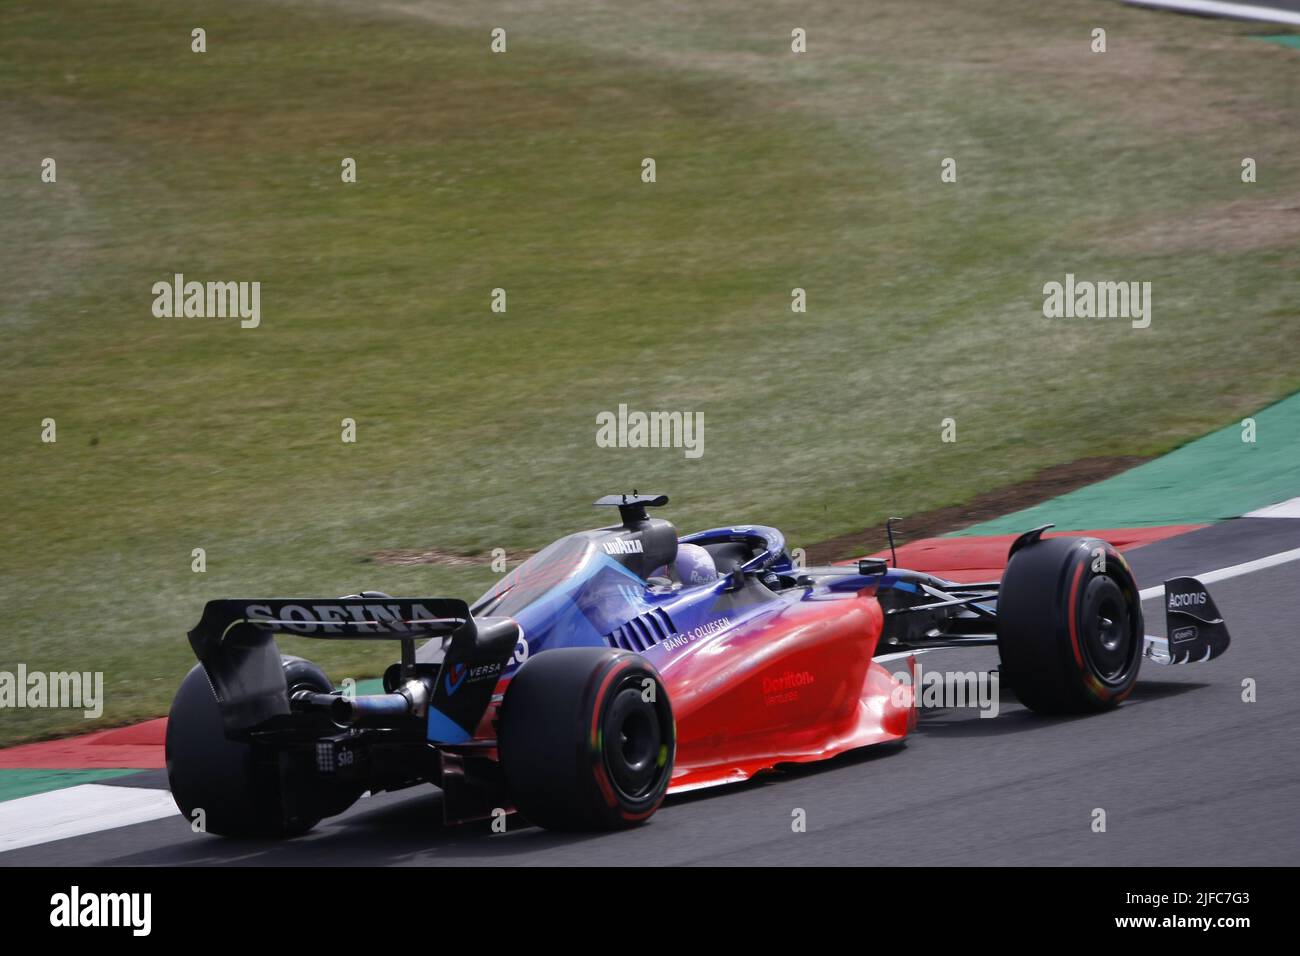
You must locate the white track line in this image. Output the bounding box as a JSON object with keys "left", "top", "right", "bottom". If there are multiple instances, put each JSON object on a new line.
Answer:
{"left": 1138, "top": 545, "right": 1300, "bottom": 601}
{"left": 1246, "top": 496, "right": 1300, "bottom": 519}
{"left": 1126, "top": 0, "right": 1300, "bottom": 25}
{"left": 0, "top": 784, "right": 177, "bottom": 853}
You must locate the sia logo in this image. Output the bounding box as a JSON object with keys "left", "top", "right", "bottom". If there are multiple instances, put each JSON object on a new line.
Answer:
{"left": 444, "top": 662, "right": 467, "bottom": 696}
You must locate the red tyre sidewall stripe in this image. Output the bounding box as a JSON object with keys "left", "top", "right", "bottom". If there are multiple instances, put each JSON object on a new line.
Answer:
{"left": 588, "top": 657, "right": 632, "bottom": 810}
{"left": 1067, "top": 547, "right": 1121, "bottom": 703}
{"left": 1066, "top": 559, "right": 1086, "bottom": 672}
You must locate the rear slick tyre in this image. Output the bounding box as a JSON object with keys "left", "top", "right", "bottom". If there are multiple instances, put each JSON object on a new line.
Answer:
{"left": 499, "top": 648, "right": 675, "bottom": 831}
{"left": 165, "top": 657, "right": 359, "bottom": 836}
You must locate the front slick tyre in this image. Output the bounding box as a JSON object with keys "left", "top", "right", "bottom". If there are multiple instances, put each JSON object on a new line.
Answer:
{"left": 499, "top": 648, "right": 674, "bottom": 831}
{"left": 996, "top": 535, "right": 1144, "bottom": 715}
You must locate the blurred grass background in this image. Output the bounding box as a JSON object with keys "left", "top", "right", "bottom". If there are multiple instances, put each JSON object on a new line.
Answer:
{"left": 0, "top": 0, "right": 1296, "bottom": 744}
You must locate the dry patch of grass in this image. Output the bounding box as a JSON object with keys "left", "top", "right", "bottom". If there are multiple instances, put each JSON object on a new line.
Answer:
{"left": 1108, "top": 194, "right": 1300, "bottom": 255}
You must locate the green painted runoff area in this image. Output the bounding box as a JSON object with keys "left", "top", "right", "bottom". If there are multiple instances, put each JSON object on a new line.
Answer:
{"left": 958, "top": 393, "right": 1300, "bottom": 534}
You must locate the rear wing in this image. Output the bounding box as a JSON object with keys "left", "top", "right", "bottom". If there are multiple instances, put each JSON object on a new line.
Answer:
{"left": 188, "top": 598, "right": 472, "bottom": 732}
{"left": 188, "top": 598, "right": 470, "bottom": 655}
{"left": 1143, "top": 576, "right": 1232, "bottom": 666}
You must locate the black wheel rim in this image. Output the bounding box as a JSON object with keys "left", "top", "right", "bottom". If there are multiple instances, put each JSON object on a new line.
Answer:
{"left": 601, "top": 678, "right": 669, "bottom": 800}
{"left": 1080, "top": 576, "right": 1136, "bottom": 684}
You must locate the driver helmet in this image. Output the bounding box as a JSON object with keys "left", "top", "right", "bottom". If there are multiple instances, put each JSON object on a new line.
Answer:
{"left": 673, "top": 542, "right": 718, "bottom": 586}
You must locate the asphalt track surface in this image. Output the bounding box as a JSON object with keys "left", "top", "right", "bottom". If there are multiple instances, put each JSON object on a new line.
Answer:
{"left": 4, "top": 519, "right": 1298, "bottom": 866}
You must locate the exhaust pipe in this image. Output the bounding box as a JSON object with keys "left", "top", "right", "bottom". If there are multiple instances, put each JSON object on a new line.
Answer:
{"left": 330, "top": 692, "right": 409, "bottom": 726}
{"left": 294, "top": 677, "right": 431, "bottom": 729}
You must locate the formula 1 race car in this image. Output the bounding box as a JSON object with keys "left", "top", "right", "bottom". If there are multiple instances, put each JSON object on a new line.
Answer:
{"left": 167, "top": 494, "right": 1232, "bottom": 835}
